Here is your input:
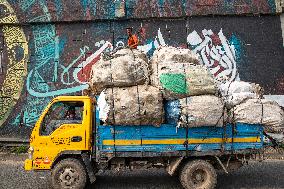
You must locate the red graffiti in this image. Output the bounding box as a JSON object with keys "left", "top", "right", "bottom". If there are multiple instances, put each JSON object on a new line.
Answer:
{"left": 76, "top": 54, "right": 101, "bottom": 83}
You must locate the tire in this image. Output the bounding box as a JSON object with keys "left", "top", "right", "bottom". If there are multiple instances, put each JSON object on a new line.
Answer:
{"left": 179, "top": 159, "right": 217, "bottom": 189}
{"left": 51, "top": 158, "right": 87, "bottom": 189}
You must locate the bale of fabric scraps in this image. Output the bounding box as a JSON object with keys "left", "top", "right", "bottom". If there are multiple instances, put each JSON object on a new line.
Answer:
{"left": 165, "top": 95, "right": 225, "bottom": 127}
{"left": 150, "top": 62, "right": 217, "bottom": 99}
{"left": 218, "top": 81, "right": 263, "bottom": 109}
{"left": 97, "top": 85, "right": 164, "bottom": 126}
{"left": 151, "top": 46, "right": 200, "bottom": 65}
{"left": 112, "top": 48, "right": 148, "bottom": 63}
{"left": 230, "top": 99, "right": 284, "bottom": 133}
{"left": 179, "top": 95, "right": 225, "bottom": 127}
{"left": 91, "top": 53, "right": 149, "bottom": 94}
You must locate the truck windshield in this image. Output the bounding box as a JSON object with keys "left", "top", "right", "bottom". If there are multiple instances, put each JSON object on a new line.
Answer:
{"left": 40, "top": 101, "right": 84, "bottom": 136}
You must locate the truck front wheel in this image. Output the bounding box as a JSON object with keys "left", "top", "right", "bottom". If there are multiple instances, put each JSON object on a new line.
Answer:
{"left": 51, "top": 158, "right": 87, "bottom": 189}
{"left": 179, "top": 159, "right": 217, "bottom": 189}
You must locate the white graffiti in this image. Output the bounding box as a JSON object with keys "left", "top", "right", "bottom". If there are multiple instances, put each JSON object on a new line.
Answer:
{"left": 138, "top": 28, "right": 240, "bottom": 83}
{"left": 138, "top": 28, "right": 165, "bottom": 53}
{"left": 95, "top": 40, "right": 106, "bottom": 47}
{"left": 187, "top": 29, "right": 240, "bottom": 83}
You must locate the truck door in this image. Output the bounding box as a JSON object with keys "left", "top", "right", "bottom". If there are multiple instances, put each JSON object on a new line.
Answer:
{"left": 32, "top": 100, "right": 89, "bottom": 169}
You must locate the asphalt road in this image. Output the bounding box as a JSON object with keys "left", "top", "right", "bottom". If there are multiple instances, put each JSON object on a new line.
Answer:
{"left": 0, "top": 155, "right": 284, "bottom": 189}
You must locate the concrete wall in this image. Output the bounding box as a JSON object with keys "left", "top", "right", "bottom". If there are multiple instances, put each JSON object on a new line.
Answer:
{"left": 0, "top": 0, "right": 283, "bottom": 139}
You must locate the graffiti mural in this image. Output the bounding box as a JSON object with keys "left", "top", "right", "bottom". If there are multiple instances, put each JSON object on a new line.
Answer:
{"left": 0, "top": 0, "right": 283, "bottom": 139}
{"left": 9, "top": 2, "right": 111, "bottom": 129}
{"left": 0, "top": 0, "right": 29, "bottom": 127}
{"left": 18, "top": 1, "right": 58, "bottom": 128}
{"left": 187, "top": 29, "right": 242, "bottom": 83}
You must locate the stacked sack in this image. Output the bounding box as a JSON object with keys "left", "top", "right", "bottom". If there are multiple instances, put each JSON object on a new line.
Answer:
{"left": 219, "top": 81, "right": 284, "bottom": 134}
{"left": 150, "top": 47, "right": 225, "bottom": 128}
{"left": 150, "top": 46, "right": 216, "bottom": 99}
{"left": 91, "top": 48, "right": 149, "bottom": 94}
{"left": 91, "top": 48, "right": 164, "bottom": 126}
{"left": 97, "top": 85, "right": 164, "bottom": 126}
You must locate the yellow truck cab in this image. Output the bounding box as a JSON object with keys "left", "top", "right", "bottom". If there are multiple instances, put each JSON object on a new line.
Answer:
{"left": 25, "top": 97, "right": 92, "bottom": 164}
{"left": 25, "top": 96, "right": 266, "bottom": 189}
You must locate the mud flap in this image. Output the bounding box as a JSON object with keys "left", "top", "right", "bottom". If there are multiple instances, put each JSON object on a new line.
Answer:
{"left": 166, "top": 157, "right": 183, "bottom": 176}
{"left": 82, "top": 153, "right": 96, "bottom": 183}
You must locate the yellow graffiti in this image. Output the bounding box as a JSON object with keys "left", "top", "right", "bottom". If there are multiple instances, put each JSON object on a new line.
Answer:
{"left": 0, "top": 0, "right": 29, "bottom": 126}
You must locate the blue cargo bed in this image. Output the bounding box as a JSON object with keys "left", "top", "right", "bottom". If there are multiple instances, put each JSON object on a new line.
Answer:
{"left": 96, "top": 123, "right": 263, "bottom": 155}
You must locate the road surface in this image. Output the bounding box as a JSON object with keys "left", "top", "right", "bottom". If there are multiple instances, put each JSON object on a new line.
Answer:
{"left": 0, "top": 154, "right": 283, "bottom": 189}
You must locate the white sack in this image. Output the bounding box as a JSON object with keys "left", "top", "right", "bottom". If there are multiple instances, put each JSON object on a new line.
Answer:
{"left": 150, "top": 61, "right": 217, "bottom": 100}
{"left": 98, "top": 85, "right": 164, "bottom": 126}
{"left": 231, "top": 99, "right": 284, "bottom": 132}
{"left": 113, "top": 48, "right": 148, "bottom": 63}
{"left": 219, "top": 81, "right": 262, "bottom": 108}
{"left": 97, "top": 90, "right": 110, "bottom": 122}
{"left": 179, "top": 95, "right": 225, "bottom": 127}
{"left": 91, "top": 54, "right": 149, "bottom": 94}
{"left": 224, "top": 92, "right": 260, "bottom": 109}
{"left": 151, "top": 46, "right": 200, "bottom": 64}
{"left": 266, "top": 133, "right": 284, "bottom": 144}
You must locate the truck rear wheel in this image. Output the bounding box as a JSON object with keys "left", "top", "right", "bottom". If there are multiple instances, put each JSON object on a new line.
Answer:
{"left": 179, "top": 159, "right": 217, "bottom": 189}
{"left": 51, "top": 158, "right": 87, "bottom": 189}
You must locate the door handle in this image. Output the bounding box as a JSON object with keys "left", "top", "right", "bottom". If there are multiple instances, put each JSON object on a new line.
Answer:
{"left": 71, "top": 136, "right": 82, "bottom": 142}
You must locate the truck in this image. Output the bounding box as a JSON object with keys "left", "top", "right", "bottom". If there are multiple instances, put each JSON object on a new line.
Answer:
{"left": 24, "top": 95, "right": 268, "bottom": 189}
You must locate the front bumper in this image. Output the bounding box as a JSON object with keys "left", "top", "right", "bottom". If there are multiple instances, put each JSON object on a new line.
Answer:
{"left": 24, "top": 159, "right": 33, "bottom": 171}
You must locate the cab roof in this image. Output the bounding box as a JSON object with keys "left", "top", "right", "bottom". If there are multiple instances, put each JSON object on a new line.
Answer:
{"left": 53, "top": 96, "right": 92, "bottom": 101}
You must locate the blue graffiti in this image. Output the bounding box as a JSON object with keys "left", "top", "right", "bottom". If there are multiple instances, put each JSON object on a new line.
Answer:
{"left": 229, "top": 34, "right": 243, "bottom": 63}
{"left": 15, "top": 0, "right": 57, "bottom": 127}
{"left": 58, "top": 36, "right": 67, "bottom": 56}
{"left": 27, "top": 70, "right": 89, "bottom": 97}
{"left": 19, "top": 0, "right": 36, "bottom": 12}
{"left": 267, "top": 0, "right": 277, "bottom": 12}
{"left": 81, "top": 0, "right": 97, "bottom": 16}
{"left": 54, "top": 0, "right": 63, "bottom": 18}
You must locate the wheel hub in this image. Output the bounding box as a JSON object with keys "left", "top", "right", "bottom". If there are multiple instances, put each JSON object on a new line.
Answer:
{"left": 59, "top": 167, "right": 79, "bottom": 187}
{"left": 192, "top": 169, "right": 206, "bottom": 186}
{"left": 195, "top": 173, "right": 202, "bottom": 181}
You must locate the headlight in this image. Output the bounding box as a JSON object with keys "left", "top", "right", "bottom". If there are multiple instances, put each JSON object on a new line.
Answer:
{"left": 28, "top": 146, "right": 34, "bottom": 159}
